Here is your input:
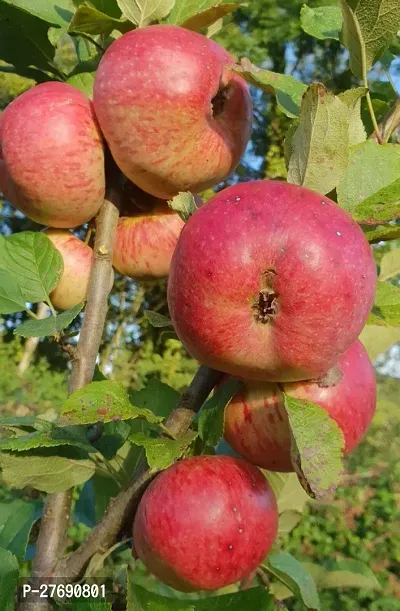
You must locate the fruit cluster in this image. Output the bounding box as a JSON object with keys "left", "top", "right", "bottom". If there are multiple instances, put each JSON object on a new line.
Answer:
{"left": 0, "top": 23, "right": 377, "bottom": 593}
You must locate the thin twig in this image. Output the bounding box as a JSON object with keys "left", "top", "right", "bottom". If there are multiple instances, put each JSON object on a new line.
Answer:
{"left": 369, "top": 97, "right": 400, "bottom": 144}
{"left": 19, "top": 189, "right": 120, "bottom": 610}
{"left": 55, "top": 366, "right": 222, "bottom": 583}
{"left": 366, "top": 90, "right": 382, "bottom": 144}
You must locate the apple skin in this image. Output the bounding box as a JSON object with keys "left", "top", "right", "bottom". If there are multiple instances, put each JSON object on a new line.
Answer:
{"left": 0, "top": 83, "right": 105, "bottom": 228}
{"left": 93, "top": 25, "right": 252, "bottom": 199}
{"left": 168, "top": 180, "right": 377, "bottom": 382}
{"left": 224, "top": 340, "right": 376, "bottom": 472}
{"left": 45, "top": 230, "right": 113, "bottom": 310}
{"left": 113, "top": 207, "right": 184, "bottom": 279}
{"left": 133, "top": 455, "right": 278, "bottom": 592}
{"left": 113, "top": 182, "right": 202, "bottom": 279}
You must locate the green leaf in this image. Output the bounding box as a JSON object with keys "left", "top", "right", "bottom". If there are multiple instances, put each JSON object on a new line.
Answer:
{"left": 67, "top": 72, "right": 96, "bottom": 97}
{"left": 302, "top": 559, "right": 381, "bottom": 591}
{"left": 234, "top": 58, "right": 307, "bottom": 118}
{"left": 264, "top": 471, "right": 309, "bottom": 510}
{"left": 129, "top": 378, "right": 180, "bottom": 420}
{"left": 379, "top": 50, "right": 396, "bottom": 70}
{"left": 351, "top": 181, "right": 400, "bottom": 225}
{"left": 0, "top": 232, "right": 63, "bottom": 314}
{"left": 198, "top": 378, "right": 242, "bottom": 447}
{"left": 0, "top": 2, "right": 58, "bottom": 75}
{"left": 206, "top": 16, "right": 223, "bottom": 37}
{"left": 338, "top": 87, "right": 367, "bottom": 146}
{"left": 340, "top": 0, "right": 400, "bottom": 80}
{"left": 128, "top": 430, "right": 197, "bottom": 471}
{"left": 263, "top": 552, "right": 320, "bottom": 610}
{"left": 0, "top": 416, "right": 95, "bottom": 453}
{"left": 14, "top": 303, "right": 84, "bottom": 338}
{"left": 367, "top": 281, "right": 400, "bottom": 327}
{"left": 287, "top": 83, "right": 349, "bottom": 194}
{"left": 50, "top": 29, "right": 79, "bottom": 76}
{"left": 145, "top": 310, "right": 174, "bottom": 328}
{"left": 127, "top": 580, "right": 275, "bottom": 610}
{"left": 283, "top": 394, "right": 345, "bottom": 500}
{"left": 168, "top": 191, "right": 198, "bottom": 222}
{"left": 69, "top": 2, "right": 131, "bottom": 35}
{"left": 60, "top": 381, "right": 163, "bottom": 426}
{"left": 0, "top": 499, "right": 36, "bottom": 561}
{"left": 379, "top": 248, "right": 400, "bottom": 281}
{"left": 363, "top": 223, "right": 400, "bottom": 244}
{"left": 89, "top": 0, "right": 122, "bottom": 18}
{"left": 0, "top": 548, "right": 19, "bottom": 611}
{"left": 0, "top": 449, "right": 95, "bottom": 492}
{"left": 117, "top": 0, "right": 175, "bottom": 27}
{"left": 336, "top": 141, "right": 400, "bottom": 221}
{"left": 165, "top": 0, "right": 239, "bottom": 29}
{"left": 92, "top": 420, "right": 131, "bottom": 460}
{"left": 0, "top": 0, "right": 74, "bottom": 26}
{"left": 263, "top": 471, "right": 309, "bottom": 536}
{"left": 300, "top": 4, "right": 342, "bottom": 40}
{"left": 175, "top": 2, "right": 243, "bottom": 31}
{"left": 360, "top": 324, "right": 400, "bottom": 360}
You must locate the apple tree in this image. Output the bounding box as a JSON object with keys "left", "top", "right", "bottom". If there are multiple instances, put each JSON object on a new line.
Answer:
{"left": 0, "top": 1, "right": 399, "bottom": 610}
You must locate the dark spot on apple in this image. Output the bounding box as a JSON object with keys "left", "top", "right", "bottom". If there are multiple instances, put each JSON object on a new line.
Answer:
{"left": 211, "top": 85, "right": 230, "bottom": 116}
{"left": 228, "top": 544, "right": 233, "bottom": 550}
{"left": 232, "top": 507, "right": 237, "bottom": 512}
{"left": 238, "top": 527, "right": 243, "bottom": 533}
{"left": 253, "top": 269, "right": 279, "bottom": 324}
{"left": 216, "top": 566, "right": 220, "bottom": 571}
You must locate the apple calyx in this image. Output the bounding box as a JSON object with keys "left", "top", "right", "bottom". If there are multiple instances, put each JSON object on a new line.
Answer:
{"left": 211, "top": 85, "right": 230, "bottom": 116}
{"left": 253, "top": 269, "right": 280, "bottom": 323}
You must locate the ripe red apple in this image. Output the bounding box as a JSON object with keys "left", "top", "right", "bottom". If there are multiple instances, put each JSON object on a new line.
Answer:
{"left": 224, "top": 340, "right": 376, "bottom": 472}
{"left": 168, "top": 180, "right": 377, "bottom": 382}
{"left": 0, "top": 83, "right": 105, "bottom": 228}
{"left": 133, "top": 455, "right": 278, "bottom": 592}
{"left": 93, "top": 25, "right": 252, "bottom": 199}
{"left": 113, "top": 182, "right": 201, "bottom": 279}
{"left": 45, "top": 230, "right": 113, "bottom": 310}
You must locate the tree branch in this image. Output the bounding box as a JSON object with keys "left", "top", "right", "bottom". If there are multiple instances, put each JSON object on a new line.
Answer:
{"left": 19, "top": 190, "right": 120, "bottom": 610}
{"left": 55, "top": 365, "right": 222, "bottom": 583}
{"left": 69, "top": 189, "right": 120, "bottom": 390}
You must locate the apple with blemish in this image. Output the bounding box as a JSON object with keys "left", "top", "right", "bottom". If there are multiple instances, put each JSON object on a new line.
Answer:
{"left": 168, "top": 180, "right": 377, "bottom": 382}
{"left": 224, "top": 340, "right": 376, "bottom": 472}
{"left": 133, "top": 455, "right": 278, "bottom": 592}
{"left": 0, "top": 82, "right": 105, "bottom": 228}
{"left": 113, "top": 182, "right": 201, "bottom": 279}
{"left": 93, "top": 25, "right": 252, "bottom": 199}
{"left": 45, "top": 229, "right": 113, "bottom": 310}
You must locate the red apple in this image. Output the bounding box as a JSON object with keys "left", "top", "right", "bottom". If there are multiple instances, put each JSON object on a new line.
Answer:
{"left": 0, "top": 83, "right": 105, "bottom": 228}
{"left": 168, "top": 181, "right": 377, "bottom": 381}
{"left": 45, "top": 230, "right": 113, "bottom": 310}
{"left": 113, "top": 182, "right": 201, "bottom": 279}
{"left": 133, "top": 455, "right": 278, "bottom": 591}
{"left": 224, "top": 340, "right": 376, "bottom": 472}
{"left": 93, "top": 25, "right": 252, "bottom": 199}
